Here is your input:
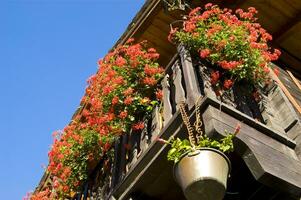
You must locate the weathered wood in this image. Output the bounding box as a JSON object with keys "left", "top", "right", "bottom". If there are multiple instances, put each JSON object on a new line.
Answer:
{"left": 232, "top": 84, "right": 256, "bottom": 118}
{"left": 202, "top": 105, "right": 301, "bottom": 197}
{"left": 139, "top": 120, "right": 150, "bottom": 155}
{"left": 111, "top": 138, "right": 122, "bottom": 188}
{"left": 150, "top": 106, "right": 163, "bottom": 142}
{"left": 162, "top": 74, "right": 173, "bottom": 125}
{"left": 128, "top": 131, "right": 139, "bottom": 171}
{"left": 120, "top": 135, "right": 128, "bottom": 180}
{"left": 112, "top": 111, "right": 184, "bottom": 200}
{"left": 197, "top": 59, "right": 265, "bottom": 120}
{"left": 83, "top": 182, "right": 89, "bottom": 200}
{"left": 196, "top": 61, "right": 217, "bottom": 99}
{"left": 172, "top": 60, "right": 186, "bottom": 109}
{"left": 270, "top": 64, "right": 301, "bottom": 123}
{"left": 287, "top": 70, "right": 301, "bottom": 98}
{"left": 266, "top": 85, "right": 299, "bottom": 132}
{"left": 177, "top": 45, "right": 202, "bottom": 108}
{"left": 204, "top": 96, "right": 296, "bottom": 149}
{"left": 260, "top": 86, "right": 287, "bottom": 134}
{"left": 111, "top": 98, "right": 301, "bottom": 199}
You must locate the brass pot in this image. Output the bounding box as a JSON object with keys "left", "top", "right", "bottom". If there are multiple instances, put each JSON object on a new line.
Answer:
{"left": 174, "top": 148, "right": 231, "bottom": 200}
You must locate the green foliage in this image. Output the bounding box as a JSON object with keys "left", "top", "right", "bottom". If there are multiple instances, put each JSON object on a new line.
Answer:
{"left": 167, "top": 133, "right": 235, "bottom": 163}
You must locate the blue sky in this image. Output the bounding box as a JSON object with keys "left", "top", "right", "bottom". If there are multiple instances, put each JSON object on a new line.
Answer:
{"left": 0, "top": 1, "right": 144, "bottom": 199}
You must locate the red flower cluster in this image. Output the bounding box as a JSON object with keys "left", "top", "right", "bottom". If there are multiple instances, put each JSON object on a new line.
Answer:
{"left": 170, "top": 4, "right": 281, "bottom": 90}
{"left": 24, "top": 188, "right": 53, "bottom": 200}
{"left": 132, "top": 121, "right": 145, "bottom": 131}
{"left": 38, "top": 40, "right": 164, "bottom": 198}
{"left": 210, "top": 71, "right": 220, "bottom": 85}
{"left": 218, "top": 61, "right": 241, "bottom": 70}
{"left": 223, "top": 79, "right": 233, "bottom": 89}
{"left": 200, "top": 49, "right": 210, "bottom": 58}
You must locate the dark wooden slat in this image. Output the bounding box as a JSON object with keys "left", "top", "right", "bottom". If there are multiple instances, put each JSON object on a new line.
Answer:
{"left": 203, "top": 96, "right": 296, "bottom": 148}
{"left": 172, "top": 60, "right": 186, "bottom": 109}
{"left": 111, "top": 138, "right": 122, "bottom": 188}
{"left": 112, "top": 99, "right": 301, "bottom": 199}
{"left": 150, "top": 106, "right": 163, "bottom": 142}
{"left": 82, "top": 182, "right": 89, "bottom": 200}
{"left": 162, "top": 74, "right": 173, "bottom": 125}
{"left": 267, "top": 86, "right": 299, "bottom": 131}
{"left": 196, "top": 61, "right": 216, "bottom": 98}
{"left": 128, "top": 131, "right": 139, "bottom": 171}
{"left": 202, "top": 105, "right": 301, "bottom": 197}
{"left": 139, "top": 119, "right": 150, "bottom": 155}
{"left": 273, "top": 11, "right": 301, "bottom": 40}
{"left": 177, "top": 45, "right": 202, "bottom": 108}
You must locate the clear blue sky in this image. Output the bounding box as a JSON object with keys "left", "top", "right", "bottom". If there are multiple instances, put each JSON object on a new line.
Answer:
{"left": 0, "top": 1, "right": 144, "bottom": 199}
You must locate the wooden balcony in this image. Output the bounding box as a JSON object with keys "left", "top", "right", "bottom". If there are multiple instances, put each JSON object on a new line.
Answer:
{"left": 74, "top": 46, "right": 301, "bottom": 200}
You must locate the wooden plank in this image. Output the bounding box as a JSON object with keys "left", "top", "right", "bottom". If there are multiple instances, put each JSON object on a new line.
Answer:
{"left": 273, "top": 12, "right": 301, "bottom": 40}
{"left": 286, "top": 69, "right": 301, "bottom": 103}
{"left": 139, "top": 120, "right": 150, "bottom": 155}
{"left": 270, "top": 65, "right": 301, "bottom": 135}
{"left": 141, "top": 32, "right": 174, "bottom": 55}
{"left": 172, "top": 60, "right": 186, "bottom": 109}
{"left": 177, "top": 45, "right": 202, "bottom": 108}
{"left": 202, "top": 96, "right": 296, "bottom": 148}
{"left": 202, "top": 105, "right": 301, "bottom": 196}
{"left": 278, "top": 67, "right": 301, "bottom": 106}
{"left": 128, "top": 131, "right": 139, "bottom": 171}
{"left": 112, "top": 100, "right": 301, "bottom": 199}
{"left": 150, "top": 106, "right": 163, "bottom": 142}
{"left": 162, "top": 74, "right": 173, "bottom": 125}
{"left": 202, "top": 105, "right": 298, "bottom": 160}
{"left": 266, "top": 86, "right": 298, "bottom": 132}
{"left": 151, "top": 17, "right": 172, "bottom": 35}
{"left": 260, "top": 91, "right": 288, "bottom": 135}
{"left": 115, "top": 0, "right": 162, "bottom": 46}
{"left": 112, "top": 110, "right": 184, "bottom": 200}
{"left": 196, "top": 61, "right": 215, "bottom": 98}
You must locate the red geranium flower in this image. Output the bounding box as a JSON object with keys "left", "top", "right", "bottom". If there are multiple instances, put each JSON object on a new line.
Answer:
{"left": 132, "top": 122, "right": 145, "bottom": 131}
{"left": 223, "top": 79, "right": 233, "bottom": 89}
{"left": 210, "top": 71, "right": 220, "bottom": 85}
{"left": 200, "top": 49, "right": 210, "bottom": 58}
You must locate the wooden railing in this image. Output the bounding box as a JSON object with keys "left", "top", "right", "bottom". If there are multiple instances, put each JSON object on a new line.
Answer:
{"left": 72, "top": 45, "right": 300, "bottom": 200}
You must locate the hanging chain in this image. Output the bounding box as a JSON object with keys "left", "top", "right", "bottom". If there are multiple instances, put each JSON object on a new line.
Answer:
{"left": 179, "top": 101, "right": 196, "bottom": 147}
{"left": 179, "top": 96, "right": 204, "bottom": 147}
{"left": 194, "top": 96, "right": 204, "bottom": 144}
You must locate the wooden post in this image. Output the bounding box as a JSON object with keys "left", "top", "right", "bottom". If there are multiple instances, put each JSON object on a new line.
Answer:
{"left": 162, "top": 74, "right": 173, "bottom": 125}
{"left": 177, "top": 44, "right": 201, "bottom": 108}
{"left": 172, "top": 60, "right": 186, "bottom": 109}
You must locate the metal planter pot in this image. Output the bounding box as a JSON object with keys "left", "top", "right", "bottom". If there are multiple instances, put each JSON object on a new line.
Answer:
{"left": 174, "top": 148, "right": 231, "bottom": 200}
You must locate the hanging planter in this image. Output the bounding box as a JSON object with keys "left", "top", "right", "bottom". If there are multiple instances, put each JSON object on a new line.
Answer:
{"left": 158, "top": 99, "right": 240, "bottom": 200}
{"left": 174, "top": 148, "right": 231, "bottom": 200}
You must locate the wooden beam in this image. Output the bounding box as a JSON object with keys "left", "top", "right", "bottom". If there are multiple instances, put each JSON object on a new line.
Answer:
{"left": 287, "top": 70, "right": 301, "bottom": 92}
{"left": 273, "top": 11, "right": 301, "bottom": 41}
{"left": 270, "top": 69, "right": 301, "bottom": 116}
{"left": 114, "top": 0, "right": 162, "bottom": 47}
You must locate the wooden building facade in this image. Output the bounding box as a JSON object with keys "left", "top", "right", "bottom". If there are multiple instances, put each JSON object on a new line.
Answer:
{"left": 36, "top": 0, "right": 301, "bottom": 199}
